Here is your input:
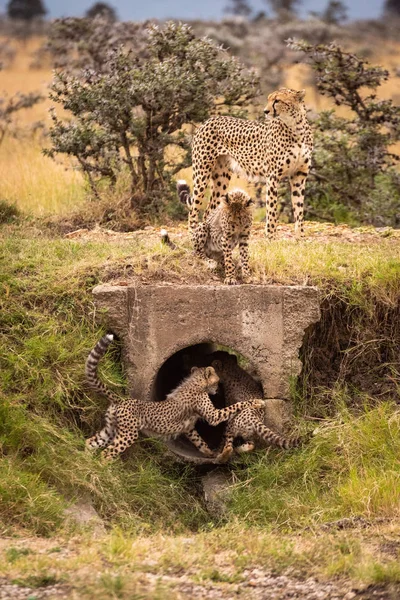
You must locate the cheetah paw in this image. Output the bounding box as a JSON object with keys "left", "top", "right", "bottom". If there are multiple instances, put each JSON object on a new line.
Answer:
{"left": 216, "top": 447, "right": 233, "bottom": 463}
{"left": 224, "top": 276, "right": 238, "bottom": 285}
{"left": 236, "top": 442, "right": 255, "bottom": 454}
{"left": 206, "top": 259, "right": 219, "bottom": 271}
{"left": 251, "top": 399, "right": 266, "bottom": 409}
{"left": 85, "top": 438, "right": 96, "bottom": 451}
{"left": 100, "top": 451, "right": 115, "bottom": 463}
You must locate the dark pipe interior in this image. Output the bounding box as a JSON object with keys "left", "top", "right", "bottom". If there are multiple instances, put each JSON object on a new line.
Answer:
{"left": 151, "top": 343, "right": 261, "bottom": 461}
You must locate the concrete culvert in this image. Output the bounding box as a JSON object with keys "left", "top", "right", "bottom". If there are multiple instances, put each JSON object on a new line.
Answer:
{"left": 92, "top": 283, "right": 321, "bottom": 462}
{"left": 151, "top": 344, "right": 261, "bottom": 462}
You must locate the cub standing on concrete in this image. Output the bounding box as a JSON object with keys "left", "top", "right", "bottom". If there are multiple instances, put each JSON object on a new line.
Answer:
{"left": 177, "top": 181, "right": 253, "bottom": 285}
{"left": 187, "top": 88, "right": 313, "bottom": 240}
{"left": 210, "top": 352, "right": 307, "bottom": 462}
{"left": 85, "top": 334, "right": 266, "bottom": 460}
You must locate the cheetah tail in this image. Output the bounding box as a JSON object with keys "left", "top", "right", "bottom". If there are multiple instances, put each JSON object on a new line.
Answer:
{"left": 177, "top": 179, "right": 192, "bottom": 208}
{"left": 255, "top": 422, "right": 306, "bottom": 450}
{"left": 160, "top": 228, "right": 176, "bottom": 250}
{"left": 85, "top": 334, "right": 121, "bottom": 405}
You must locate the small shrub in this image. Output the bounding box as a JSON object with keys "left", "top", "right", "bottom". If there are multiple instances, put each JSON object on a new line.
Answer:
{"left": 290, "top": 40, "right": 400, "bottom": 227}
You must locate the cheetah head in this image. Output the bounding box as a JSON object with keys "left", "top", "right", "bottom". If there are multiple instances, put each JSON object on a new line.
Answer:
{"left": 191, "top": 366, "right": 219, "bottom": 395}
{"left": 264, "top": 88, "right": 306, "bottom": 121}
{"left": 211, "top": 352, "right": 238, "bottom": 380}
{"left": 224, "top": 189, "right": 253, "bottom": 214}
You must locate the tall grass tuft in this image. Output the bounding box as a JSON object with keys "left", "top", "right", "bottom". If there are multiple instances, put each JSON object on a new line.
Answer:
{"left": 229, "top": 402, "right": 400, "bottom": 528}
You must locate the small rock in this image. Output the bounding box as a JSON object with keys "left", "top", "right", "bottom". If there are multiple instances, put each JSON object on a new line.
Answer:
{"left": 201, "top": 469, "right": 233, "bottom": 517}
{"left": 64, "top": 500, "right": 105, "bottom": 536}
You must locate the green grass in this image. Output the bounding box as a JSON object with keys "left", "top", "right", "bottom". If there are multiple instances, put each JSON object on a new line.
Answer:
{"left": 0, "top": 229, "right": 208, "bottom": 535}
{"left": 0, "top": 221, "right": 399, "bottom": 538}
{"left": 229, "top": 402, "right": 400, "bottom": 528}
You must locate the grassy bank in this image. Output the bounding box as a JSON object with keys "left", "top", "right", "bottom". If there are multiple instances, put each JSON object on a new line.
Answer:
{"left": 0, "top": 220, "right": 399, "bottom": 540}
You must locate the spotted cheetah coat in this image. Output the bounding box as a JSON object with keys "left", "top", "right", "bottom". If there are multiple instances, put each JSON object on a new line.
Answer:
{"left": 178, "top": 181, "right": 253, "bottom": 284}
{"left": 85, "top": 335, "right": 265, "bottom": 459}
{"left": 188, "top": 88, "right": 313, "bottom": 240}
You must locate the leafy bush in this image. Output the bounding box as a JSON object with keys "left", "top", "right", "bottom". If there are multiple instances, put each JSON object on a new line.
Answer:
{"left": 291, "top": 40, "right": 400, "bottom": 227}
{"left": 45, "top": 20, "right": 259, "bottom": 215}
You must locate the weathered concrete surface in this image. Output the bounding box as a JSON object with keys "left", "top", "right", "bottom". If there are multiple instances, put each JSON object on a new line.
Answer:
{"left": 93, "top": 283, "right": 320, "bottom": 403}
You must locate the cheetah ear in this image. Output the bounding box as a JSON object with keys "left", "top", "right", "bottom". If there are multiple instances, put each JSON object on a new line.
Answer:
{"left": 296, "top": 89, "right": 306, "bottom": 101}
{"left": 246, "top": 197, "right": 254, "bottom": 207}
{"left": 211, "top": 359, "right": 222, "bottom": 371}
{"left": 225, "top": 192, "right": 231, "bottom": 204}
{"left": 190, "top": 366, "right": 199, "bottom": 374}
{"left": 205, "top": 366, "right": 215, "bottom": 379}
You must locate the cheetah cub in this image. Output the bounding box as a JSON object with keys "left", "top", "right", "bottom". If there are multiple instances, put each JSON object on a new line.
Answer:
{"left": 85, "top": 334, "right": 265, "bottom": 460}
{"left": 210, "top": 352, "right": 308, "bottom": 462}
{"left": 178, "top": 180, "right": 253, "bottom": 285}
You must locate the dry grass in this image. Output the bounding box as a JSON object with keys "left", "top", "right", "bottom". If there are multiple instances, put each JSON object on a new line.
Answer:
{"left": 1, "top": 520, "right": 400, "bottom": 598}
{"left": 0, "top": 137, "right": 86, "bottom": 215}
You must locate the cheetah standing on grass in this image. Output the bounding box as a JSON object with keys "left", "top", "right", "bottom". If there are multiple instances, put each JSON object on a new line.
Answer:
{"left": 177, "top": 181, "right": 253, "bottom": 285}
{"left": 188, "top": 88, "right": 313, "bottom": 240}
{"left": 85, "top": 335, "right": 265, "bottom": 460}
{"left": 210, "top": 352, "right": 308, "bottom": 462}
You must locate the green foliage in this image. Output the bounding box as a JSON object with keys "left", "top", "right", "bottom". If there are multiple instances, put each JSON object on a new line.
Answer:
{"left": 7, "top": 0, "right": 47, "bottom": 21}
{"left": 45, "top": 21, "right": 259, "bottom": 214}
{"left": 265, "top": 0, "right": 302, "bottom": 19}
{"left": 85, "top": 2, "right": 117, "bottom": 21}
{"left": 383, "top": 0, "right": 400, "bottom": 16}
{"left": 290, "top": 40, "right": 400, "bottom": 227}
{"left": 1, "top": 226, "right": 399, "bottom": 535}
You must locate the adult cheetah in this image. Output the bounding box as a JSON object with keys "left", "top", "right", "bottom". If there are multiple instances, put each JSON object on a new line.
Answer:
{"left": 85, "top": 334, "right": 265, "bottom": 459}
{"left": 189, "top": 88, "right": 313, "bottom": 240}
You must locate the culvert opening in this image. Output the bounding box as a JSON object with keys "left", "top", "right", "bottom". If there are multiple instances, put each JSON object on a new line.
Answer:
{"left": 151, "top": 342, "right": 263, "bottom": 462}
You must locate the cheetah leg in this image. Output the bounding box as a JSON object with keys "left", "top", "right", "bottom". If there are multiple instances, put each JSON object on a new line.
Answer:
{"left": 222, "top": 233, "right": 237, "bottom": 285}
{"left": 205, "top": 155, "right": 231, "bottom": 220}
{"left": 189, "top": 157, "right": 213, "bottom": 233}
{"left": 265, "top": 174, "right": 279, "bottom": 240}
{"left": 102, "top": 420, "right": 140, "bottom": 460}
{"left": 196, "top": 397, "right": 265, "bottom": 427}
{"left": 255, "top": 422, "right": 300, "bottom": 449}
{"left": 290, "top": 169, "right": 309, "bottom": 239}
{"left": 217, "top": 431, "right": 235, "bottom": 463}
{"left": 238, "top": 232, "right": 251, "bottom": 281}
{"left": 85, "top": 407, "right": 116, "bottom": 450}
{"left": 192, "top": 222, "right": 209, "bottom": 260}
{"left": 185, "top": 429, "right": 215, "bottom": 457}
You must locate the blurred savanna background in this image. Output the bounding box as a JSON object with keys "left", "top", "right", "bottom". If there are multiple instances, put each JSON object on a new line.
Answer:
{"left": 1, "top": 0, "right": 400, "bottom": 226}
{"left": 1, "top": 2, "right": 400, "bottom": 599}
